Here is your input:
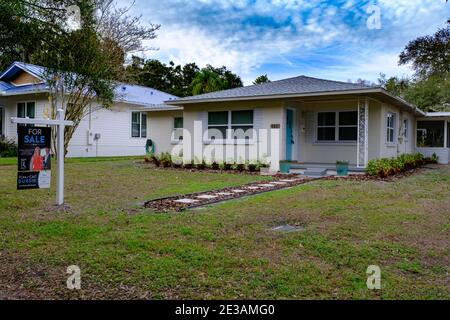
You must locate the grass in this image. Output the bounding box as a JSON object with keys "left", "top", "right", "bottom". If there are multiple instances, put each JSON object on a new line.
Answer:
{"left": 0, "top": 157, "right": 449, "bottom": 299}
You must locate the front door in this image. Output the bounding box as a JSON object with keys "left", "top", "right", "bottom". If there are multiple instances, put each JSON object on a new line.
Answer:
{"left": 286, "top": 109, "right": 294, "bottom": 161}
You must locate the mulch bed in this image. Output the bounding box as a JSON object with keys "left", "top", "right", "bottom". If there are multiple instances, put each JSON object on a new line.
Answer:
{"left": 144, "top": 176, "right": 315, "bottom": 212}
{"left": 324, "top": 165, "right": 434, "bottom": 182}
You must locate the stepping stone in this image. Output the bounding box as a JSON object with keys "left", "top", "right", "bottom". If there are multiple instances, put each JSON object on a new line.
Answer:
{"left": 246, "top": 186, "right": 261, "bottom": 190}
{"left": 258, "top": 184, "right": 276, "bottom": 188}
{"left": 216, "top": 192, "right": 233, "bottom": 196}
{"left": 271, "top": 181, "right": 287, "bottom": 185}
{"left": 272, "top": 225, "right": 306, "bottom": 233}
{"left": 174, "top": 198, "right": 199, "bottom": 204}
{"left": 196, "top": 195, "right": 218, "bottom": 200}
{"left": 232, "top": 189, "right": 246, "bottom": 193}
{"left": 279, "top": 179, "right": 296, "bottom": 182}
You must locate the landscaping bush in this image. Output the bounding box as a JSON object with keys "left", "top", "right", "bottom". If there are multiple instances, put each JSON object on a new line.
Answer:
{"left": 147, "top": 153, "right": 270, "bottom": 173}
{"left": 367, "top": 153, "right": 432, "bottom": 177}
{"left": 0, "top": 138, "right": 17, "bottom": 157}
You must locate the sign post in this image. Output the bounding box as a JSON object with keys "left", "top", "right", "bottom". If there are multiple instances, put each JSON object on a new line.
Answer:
{"left": 12, "top": 109, "right": 74, "bottom": 205}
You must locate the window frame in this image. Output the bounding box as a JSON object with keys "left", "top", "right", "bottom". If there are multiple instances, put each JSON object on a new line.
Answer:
{"left": 386, "top": 112, "right": 396, "bottom": 143}
{"left": 131, "top": 111, "right": 147, "bottom": 138}
{"left": 207, "top": 110, "right": 254, "bottom": 143}
{"left": 17, "top": 101, "right": 36, "bottom": 119}
{"left": 17, "top": 101, "right": 36, "bottom": 127}
{"left": 316, "top": 110, "right": 358, "bottom": 143}
{"left": 172, "top": 117, "right": 184, "bottom": 142}
{"left": 416, "top": 120, "right": 445, "bottom": 148}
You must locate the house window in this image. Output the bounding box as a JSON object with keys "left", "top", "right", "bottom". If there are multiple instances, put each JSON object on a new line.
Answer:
{"left": 17, "top": 102, "right": 35, "bottom": 118}
{"left": 17, "top": 102, "right": 36, "bottom": 127}
{"left": 317, "top": 112, "right": 335, "bottom": 141}
{"left": 317, "top": 111, "right": 357, "bottom": 142}
{"left": 173, "top": 117, "right": 183, "bottom": 140}
{"left": 232, "top": 110, "right": 254, "bottom": 139}
{"left": 208, "top": 110, "right": 254, "bottom": 140}
{"left": 386, "top": 112, "right": 395, "bottom": 143}
{"left": 417, "top": 121, "right": 444, "bottom": 148}
{"left": 338, "top": 111, "right": 358, "bottom": 141}
{"left": 131, "top": 112, "right": 147, "bottom": 138}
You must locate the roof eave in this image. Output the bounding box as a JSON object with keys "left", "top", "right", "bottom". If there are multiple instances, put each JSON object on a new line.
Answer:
{"left": 165, "top": 87, "right": 425, "bottom": 116}
{"left": 164, "top": 88, "right": 382, "bottom": 105}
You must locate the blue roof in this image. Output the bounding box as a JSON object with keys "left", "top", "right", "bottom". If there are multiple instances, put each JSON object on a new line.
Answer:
{"left": 0, "top": 61, "right": 46, "bottom": 81}
{"left": 0, "top": 61, "right": 178, "bottom": 107}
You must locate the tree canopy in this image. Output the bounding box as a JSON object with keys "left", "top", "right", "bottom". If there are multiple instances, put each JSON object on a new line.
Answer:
{"left": 253, "top": 74, "right": 270, "bottom": 85}
{"left": 126, "top": 59, "right": 243, "bottom": 97}
{"left": 381, "top": 19, "right": 450, "bottom": 111}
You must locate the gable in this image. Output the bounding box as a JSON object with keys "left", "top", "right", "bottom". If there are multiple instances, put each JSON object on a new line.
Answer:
{"left": 10, "top": 71, "right": 42, "bottom": 86}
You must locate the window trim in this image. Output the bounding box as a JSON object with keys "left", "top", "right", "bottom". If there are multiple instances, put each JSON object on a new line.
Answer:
{"left": 386, "top": 112, "right": 396, "bottom": 144}
{"left": 131, "top": 111, "right": 147, "bottom": 138}
{"left": 17, "top": 101, "right": 36, "bottom": 119}
{"left": 172, "top": 117, "right": 184, "bottom": 143}
{"left": 315, "top": 110, "right": 358, "bottom": 144}
{"left": 206, "top": 110, "right": 255, "bottom": 144}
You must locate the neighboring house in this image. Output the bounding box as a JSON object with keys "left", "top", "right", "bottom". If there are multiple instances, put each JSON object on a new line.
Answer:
{"left": 0, "top": 62, "right": 178, "bottom": 157}
{"left": 157, "top": 76, "right": 449, "bottom": 171}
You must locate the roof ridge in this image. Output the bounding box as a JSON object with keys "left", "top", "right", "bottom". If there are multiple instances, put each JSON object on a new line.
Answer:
{"left": 116, "top": 82, "right": 178, "bottom": 98}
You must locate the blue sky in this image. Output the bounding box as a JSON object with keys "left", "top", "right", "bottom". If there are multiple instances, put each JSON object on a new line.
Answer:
{"left": 119, "top": 0, "right": 449, "bottom": 84}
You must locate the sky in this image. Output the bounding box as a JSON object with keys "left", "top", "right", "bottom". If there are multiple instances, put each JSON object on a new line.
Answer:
{"left": 118, "top": 0, "right": 449, "bottom": 85}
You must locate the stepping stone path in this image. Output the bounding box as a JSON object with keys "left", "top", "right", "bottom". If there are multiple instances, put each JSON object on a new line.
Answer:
{"left": 144, "top": 176, "right": 321, "bottom": 212}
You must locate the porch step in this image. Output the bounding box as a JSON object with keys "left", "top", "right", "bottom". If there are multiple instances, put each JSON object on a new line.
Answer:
{"left": 303, "top": 168, "right": 328, "bottom": 177}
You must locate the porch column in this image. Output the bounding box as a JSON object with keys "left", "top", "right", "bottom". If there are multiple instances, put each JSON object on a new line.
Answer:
{"left": 357, "top": 98, "right": 369, "bottom": 168}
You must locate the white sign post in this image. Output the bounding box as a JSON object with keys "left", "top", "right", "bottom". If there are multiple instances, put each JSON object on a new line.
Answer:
{"left": 11, "top": 109, "right": 74, "bottom": 205}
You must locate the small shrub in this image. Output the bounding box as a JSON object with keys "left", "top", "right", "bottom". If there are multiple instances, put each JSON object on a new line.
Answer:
{"left": 195, "top": 161, "right": 206, "bottom": 170}
{"left": 0, "top": 138, "right": 17, "bottom": 157}
{"left": 367, "top": 153, "right": 426, "bottom": 177}
{"left": 211, "top": 162, "right": 220, "bottom": 170}
{"left": 151, "top": 154, "right": 160, "bottom": 167}
{"left": 160, "top": 152, "right": 172, "bottom": 167}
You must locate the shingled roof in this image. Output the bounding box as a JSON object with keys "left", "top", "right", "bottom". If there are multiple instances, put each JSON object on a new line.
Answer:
{"left": 166, "top": 75, "right": 377, "bottom": 104}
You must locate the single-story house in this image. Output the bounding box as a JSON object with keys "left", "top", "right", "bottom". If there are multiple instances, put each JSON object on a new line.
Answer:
{"left": 158, "top": 76, "right": 450, "bottom": 172}
{"left": 0, "top": 61, "right": 178, "bottom": 157}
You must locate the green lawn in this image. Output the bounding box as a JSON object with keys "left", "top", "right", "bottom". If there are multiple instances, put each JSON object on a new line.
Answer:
{"left": 0, "top": 157, "right": 448, "bottom": 299}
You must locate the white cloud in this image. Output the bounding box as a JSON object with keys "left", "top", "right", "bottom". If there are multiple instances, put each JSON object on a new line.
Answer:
{"left": 121, "top": 0, "right": 448, "bottom": 84}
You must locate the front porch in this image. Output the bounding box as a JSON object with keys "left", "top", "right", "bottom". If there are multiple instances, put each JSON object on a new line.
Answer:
{"left": 286, "top": 162, "right": 366, "bottom": 176}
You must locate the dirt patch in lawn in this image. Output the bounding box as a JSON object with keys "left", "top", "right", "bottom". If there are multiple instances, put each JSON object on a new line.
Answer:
{"left": 0, "top": 251, "right": 153, "bottom": 300}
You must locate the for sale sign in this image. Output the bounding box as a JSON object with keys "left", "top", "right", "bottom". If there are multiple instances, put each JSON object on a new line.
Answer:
{"left": 17, "top": 126, "right": 52, "bottom": 190}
